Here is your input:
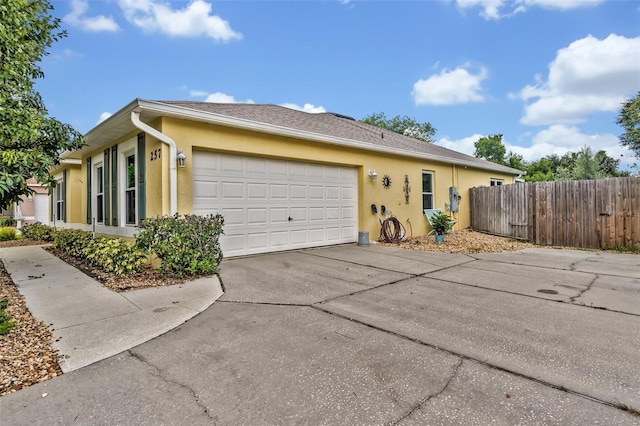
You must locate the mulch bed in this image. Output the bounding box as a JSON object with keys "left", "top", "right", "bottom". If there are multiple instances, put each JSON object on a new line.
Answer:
{"left": 0, "top": 253, "right": 62, "bottom": 397}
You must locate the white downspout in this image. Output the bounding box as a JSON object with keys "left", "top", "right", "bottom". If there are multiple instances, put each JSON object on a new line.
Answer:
{"left": 130, "top": 111, "right": 178, "bottom": 215}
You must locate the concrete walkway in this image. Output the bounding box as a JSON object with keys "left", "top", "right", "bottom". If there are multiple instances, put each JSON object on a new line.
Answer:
{"left": 0, "top": 245, "right": 223, "bottom": 372}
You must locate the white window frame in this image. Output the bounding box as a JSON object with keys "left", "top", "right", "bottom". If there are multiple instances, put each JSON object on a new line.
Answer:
{"left": 422, "top": 171, "right": 434, "bottom": 210}
{"left": 93, "top": 161, "right": 104, "bottom": 224}
{"left": 119, "top": 137, "right": 137, "bottom": 226}
{"left": 52, "top": 174, "right": 64, "bottom": 222}
{"left": 490, "top": 178, "right": 504, "bottom": 186}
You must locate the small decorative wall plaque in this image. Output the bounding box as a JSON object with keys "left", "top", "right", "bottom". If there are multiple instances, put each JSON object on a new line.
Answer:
{"left": 382, "top": 174, "right": 392, "bottom": 189}
{"left": 403, "top": 175, "right": 411, "bottom": 204}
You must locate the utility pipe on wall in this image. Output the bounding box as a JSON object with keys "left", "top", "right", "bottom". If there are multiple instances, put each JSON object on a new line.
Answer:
{"left": 130, "top": 111, "right": 178, "bottom": 215}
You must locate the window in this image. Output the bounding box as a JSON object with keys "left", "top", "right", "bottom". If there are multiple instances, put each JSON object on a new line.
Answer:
{"left": 422, "top": 171, "right": 434, "bottom": 210}
{"left": 490, "top": 178, "right": 504, "bottom": 186}
{"left": 55, "top": 181, "right": 64, "bottom": 221}
{"left": 125, "top": 153, "right": 136, "bottom": 225}
{"left": 96, "top": 165, "right": 104, "bottom": 223}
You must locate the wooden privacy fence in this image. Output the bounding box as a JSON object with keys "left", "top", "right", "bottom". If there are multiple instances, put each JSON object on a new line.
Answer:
{"left": 469, "top": 177, "right": 640, "bottom": 249}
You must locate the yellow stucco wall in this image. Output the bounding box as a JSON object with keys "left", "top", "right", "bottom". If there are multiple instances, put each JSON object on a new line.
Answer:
{"left": 54, "top": 115, "right": 515, "bottom": 240}
{"left": 160, "top": 117, "right": 515, "bottom": 239}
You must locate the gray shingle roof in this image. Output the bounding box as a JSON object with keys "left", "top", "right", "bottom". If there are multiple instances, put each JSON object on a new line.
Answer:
{"left": 158, "top": 101, "right": 522, "bottom": 175}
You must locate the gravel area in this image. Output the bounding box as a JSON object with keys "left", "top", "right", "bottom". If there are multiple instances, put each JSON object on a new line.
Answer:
{"left": 381, "top": 228, "right": 539, "bottom": 253}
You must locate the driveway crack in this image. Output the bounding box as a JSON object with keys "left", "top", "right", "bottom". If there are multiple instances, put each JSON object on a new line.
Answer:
{"left": 388, "top": 358, "right": 464, "bottom": 425}
{"left": 569, "top": 274, "right": 598, "bottom": 304}
{"left": 127, "top": 350, "right": 215, "bottom": 421}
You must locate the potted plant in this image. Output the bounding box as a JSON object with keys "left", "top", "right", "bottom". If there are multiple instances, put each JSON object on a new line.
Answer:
{"left": 430, "top": 211, "right": 454, "bottom": 243}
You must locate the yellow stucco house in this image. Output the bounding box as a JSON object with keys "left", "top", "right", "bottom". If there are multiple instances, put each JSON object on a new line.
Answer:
{"left": 49, "top": 99, "right": 521, "bottom": 257}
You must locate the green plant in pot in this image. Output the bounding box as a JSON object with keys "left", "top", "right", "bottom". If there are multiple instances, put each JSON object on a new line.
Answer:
{"left": 430, "top": 211, "right": 454, "bottom": 243}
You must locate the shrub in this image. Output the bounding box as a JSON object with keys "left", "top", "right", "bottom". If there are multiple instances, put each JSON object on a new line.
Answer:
{"left": 0, "top": 216, "right": 16, "bottom": 227}
{"left": 0, "top": 227, "right": 17, "bottom": 241}
{"left": 20, "top": 222, "right": 55, "bottom": 241}
{"left": 54, "top": 228, "right": 93, "bottom": 258}
{"left": 84, "top": 237, "right": 145, "bottom": 276}
{"left": 136, "top": 213, "right": 224, "bottom": 277}
{"left": 0, "top": 298, "right": 14, "bottom": 336}
{"left": 430, "top": 211, "right": 455, "bottom": 235}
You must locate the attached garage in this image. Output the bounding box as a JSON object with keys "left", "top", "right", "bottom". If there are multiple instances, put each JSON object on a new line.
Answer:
{"left": 192, "top": 151, "right": 358, "bottom": 257}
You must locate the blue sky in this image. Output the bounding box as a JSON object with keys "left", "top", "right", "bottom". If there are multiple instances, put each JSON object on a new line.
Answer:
{"left": 39, "top": 0, "right": 640, "bottom": 168}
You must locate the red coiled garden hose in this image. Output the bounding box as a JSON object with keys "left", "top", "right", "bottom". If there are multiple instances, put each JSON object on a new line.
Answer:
{"left": 379, "top": 216, "right": 406, "bottom": 243}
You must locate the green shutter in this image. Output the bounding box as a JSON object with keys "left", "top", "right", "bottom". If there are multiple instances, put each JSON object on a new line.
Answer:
{"left": 104, "top": 149, "right": 110, "bottom": 226}
{"left": 111, "top": 145, "right": 118, "bottom": 226}
{"left": 50, "top": 188, "right": 54, "bottom": 222}
{"left": 137, "top": 133, "right": 146, "bottom": 222}
{"left": 62, "top": 170, "right": 67, "bottom": 222}
{"left": 86, "top": 157, "right": 92, "bottom": 224}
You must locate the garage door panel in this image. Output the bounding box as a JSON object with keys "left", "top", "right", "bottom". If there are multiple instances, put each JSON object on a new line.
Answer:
{"left": 326, "top": 187, "right": 339, "bottom": 199}
{"left": 193, "top": 151, "right": 357, "bottom": 257}
{"left": 247, "top": 183, "right": 267, "bottom": 199}
{"left": 222, "top": 157, "right": 244, "bottom": 173}
{"left": 247, "top": 208, "right": 267, "bottom": 225}
{"left": 270, "top": 184, "right": 288, "bottom": 199}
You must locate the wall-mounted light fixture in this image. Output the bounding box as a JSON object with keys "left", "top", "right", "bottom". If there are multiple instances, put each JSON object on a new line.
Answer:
{"left": 176, "top": 149, "right": 186, "bottom": 168}
{"left": 368, "top": 169, "right": 378, "bottom": 180}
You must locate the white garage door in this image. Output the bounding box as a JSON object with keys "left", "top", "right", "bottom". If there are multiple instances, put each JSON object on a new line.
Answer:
{"left": 34, "top": 194, "right": 49, "bottom": 223}
{"left": 193, "top": 151, "right": 358, "bottom": 257}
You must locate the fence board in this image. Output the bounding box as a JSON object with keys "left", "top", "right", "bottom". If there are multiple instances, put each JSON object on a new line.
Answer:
{"left": 469, "top": 177, "right": 640, "bottom": 250}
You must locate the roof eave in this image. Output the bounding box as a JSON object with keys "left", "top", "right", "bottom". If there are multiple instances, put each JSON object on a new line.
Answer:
{"left": 62, "top": 99, "right": 522, "bottom": 176}
{"left": 136, "top": 100, "right": 523, "bottom": 176}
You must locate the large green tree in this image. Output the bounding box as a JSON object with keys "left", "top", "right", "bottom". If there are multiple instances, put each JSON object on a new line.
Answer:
{"left": 360, "top": 112, "right": 436, "bottom": 143}
{"left": 473, "top": 134, "right": 506, "bottom": 165}
{"left": 0, "top": 0, "right": 84, "bottom": 209}
{"left": 617, "top": 92, "right": 640, "bottom": 158}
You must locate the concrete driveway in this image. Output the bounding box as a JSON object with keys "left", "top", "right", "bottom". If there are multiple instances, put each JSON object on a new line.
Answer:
{"left": 1, "top": 245, "right": 639, "bottom": 425}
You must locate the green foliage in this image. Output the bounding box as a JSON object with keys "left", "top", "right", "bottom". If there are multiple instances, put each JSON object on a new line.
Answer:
{"left": 136, "top": 213, "right": 225, "bottom": 277}
{"left": 53, "top": 228, "right": 144, "bottom": 276}
{"left": 54, "top": 228, "right": 93, "bottom": 258}
{"left": 430, "top": 211, "right": 455, "bottom": 235}
{"left": 20, "top": 222, "right": 55, "bottom": 241}
{"left": 360, "top": 112, "right": 437, "bottom": 143}
{"left": 0, "top": 216, "right": 16, "bottom": 227}
{"left": 0, "top": 0, "right": 84, "bottom": 209}
{"left": 83, "top": 237, "right": 145, "bottom": 276}
{"left": 617, "top": 92, "right": 640, "bottom": 158}
{"left": 0, "top": 298, "right": 15, "bottom": 335}
{"left": 0, "top": 227, "right": 17, "bottom": 241}
{"left": 474, "top": 134, "right": 507, "bottom": 165}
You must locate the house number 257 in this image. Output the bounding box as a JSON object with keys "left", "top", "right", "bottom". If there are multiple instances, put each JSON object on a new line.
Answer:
{"left": 150, "top": 149, "right": 161, "bottom": 161}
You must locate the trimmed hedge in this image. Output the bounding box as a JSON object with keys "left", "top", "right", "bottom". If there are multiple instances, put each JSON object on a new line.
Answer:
{"left": 53, "top": 228, "right": 144, "bottom": 276}
{"left": 136, "top": 213, "right": 224, "bottom": 277}
{"left": 20, "top": 223, "right": 55, "bottom": 242}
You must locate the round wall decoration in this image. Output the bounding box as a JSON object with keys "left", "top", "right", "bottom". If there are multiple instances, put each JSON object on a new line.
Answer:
{"left": 382, "top": 174, "right": 392, "bottom": 189}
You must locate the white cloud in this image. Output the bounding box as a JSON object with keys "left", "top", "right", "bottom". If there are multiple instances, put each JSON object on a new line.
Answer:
{"left": 456, "top": 0, "right": 603, "bottom": 20}
{"left": 413, "top": 65, "right": 487, "bottom": 106}
{"left": 436, "top": 134, "right": 484, "bottom": 156}
{"left": 97, "top": 112, "right": 112, "bottom": 124}
{"left": 512, "top": 125, "right": 635, "bottom": 167}
{"left": 190, "top": 91, "right": 254, "bottom": 104}
{"left": 64, "top": 0, "right": 120, "bottom": 32}
{"left": 516, "top": 34, "right": 640, "bottom": 126}
{"left": 280, "top": 103, "right": 326, "bottom": 113}
{"left": 119, "top": 0, "right": 242, "bottom": 42}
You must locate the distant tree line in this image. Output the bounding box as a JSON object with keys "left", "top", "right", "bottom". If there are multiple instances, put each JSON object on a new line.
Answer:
{"left": 361, "top": 91, "right": 640, "bottom": 182}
